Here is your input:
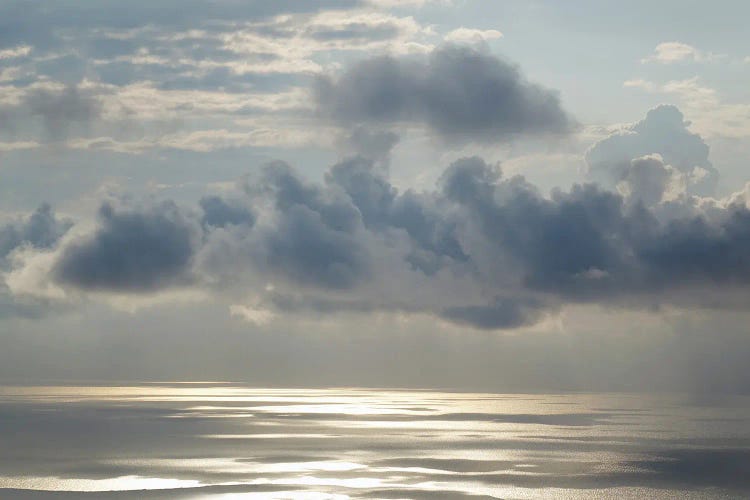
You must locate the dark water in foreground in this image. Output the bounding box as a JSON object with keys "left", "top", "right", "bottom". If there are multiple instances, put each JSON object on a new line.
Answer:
{"left": 1, "top": 385, "right": 749, "bottom": 499}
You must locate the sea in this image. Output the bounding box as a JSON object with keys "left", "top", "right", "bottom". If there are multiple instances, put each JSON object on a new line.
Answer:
{"left": 1, "top": 384, "right": 749, "bottom": 499}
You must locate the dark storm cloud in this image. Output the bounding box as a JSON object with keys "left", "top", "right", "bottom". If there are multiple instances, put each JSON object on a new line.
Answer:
{"left": 315, "top": 44, "right": 575, "bottom": 143}
{"left": 0, "top": 204, "right": 71, "bottom": 264}
{"left": 53, "top": 201, "right": 200, "bottom": 292}
{"left": 586, "top": 105, "right": 718, "bottom": 195}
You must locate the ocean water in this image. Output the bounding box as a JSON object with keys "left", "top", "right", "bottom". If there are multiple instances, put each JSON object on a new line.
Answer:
{"left": 1, "top": 384, "right": 749, "bottom": 499}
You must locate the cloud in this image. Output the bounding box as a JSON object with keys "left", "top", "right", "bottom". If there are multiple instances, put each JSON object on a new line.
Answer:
{"left": 616, "top": 155, "right": 681, "bottom": 207}
{"left": 315, "top": 44, "right": 575, "bottom": 143}
{"left": 586, "top": 105, "right": 718, "bottom": 195}
{"left": 0, "top": 84, "right": 102, "bottom": 142}
{"left": 199, "top": 196, "right": 255, "bottom": 229}
{"left": 229, "top": 303, "right": 275, "bottom": 325}
{"left": 637, "top": 208, "right": 750, "bottom": 289}
{"left": 326, "top": 156, "right": 468, "bottom": 274}
{"left": 624, "top": 78, "right": 750, "bottom": 140}
{"left": 252, "top": 155, "right": 750, "bottom": 321}
{"left": 0, "top": 1, "right": 364, "bottom": 46}
{"left": 0, "top": 205, "right": 72, "bottom": 318}
{"left": 366, "top": 0, "right": 444, "bottom": 7}
{"left": 0, "top": 204, "right": 71, "bottom": 264}
{"left": 0, "top": 0, "right": 438, "bottom": 153}
{"left": 200, "top": 161, "right": 371, "bottom": 290}
{"left": 0, "top": 45, "right": 31, "bottom": 60}
{"left": 642, "top": 42, "right": 723, "bottom": 64}
{"left": 440, "top": 297, "right": 545, "bottom": 330}
{"left": 444, "top": 27, "right": 503, "bottom": 44}
{"left": 339, "top": 127, "right": 400, "bottom": 164}
{"left": 10, "top": 108, "right": 750, "bottom": 329}
{"left": 27, "top": 86, "right": 102, "bottom": 141}
{"left": 303, "top": 11, "right": 419, "bottom": 44}
{"left": 52, "top": 201, "right": 201, "bottom": 292}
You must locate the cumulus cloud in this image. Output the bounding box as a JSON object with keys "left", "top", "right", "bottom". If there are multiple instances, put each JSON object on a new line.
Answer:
{"left": 6, "top": 135, "right": 749, "bottom": 329}
{"left": 0, "top": 205, "right": 72, "bottom": 318}
{"left": 199, "top": 195, "right": 255, "bottom": 228}
{"left": 624, "top": 78, "right": 750, "bottom": 140}
{"left": 641, "top": 42, "right": 723, "bottom": 64}
{"left": 617, "top": 155, "right": 682, "bottom": 207}
{"left": 637, "top": 208, "right": 750, "bottom": 289}
{"left": 444, "top": 27, "right": 503, "bottom": 44}
{"left": 0, "top": 204, "right": 71, "bottom": 264}
{"left": 433, "top": 156, "right": 750, "bottom": 306}
{"left": 586, "top": 105, "right": 718, "bottom": 195}
{"left": 199, "top": 161, "right": 371, "bottom": 291}
{"left": 315, "top": 44, "right": 575, "bottom": 143}
{"left": 326, "top": 156, "right": 468, "bottom": 274}
{"left": 52, "top": 201, "right": 201, "bottom": 292}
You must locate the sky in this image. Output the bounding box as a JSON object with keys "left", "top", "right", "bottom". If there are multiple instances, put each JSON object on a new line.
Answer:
{"left": 2, "top": 0, "right": 750, "bottom": 392}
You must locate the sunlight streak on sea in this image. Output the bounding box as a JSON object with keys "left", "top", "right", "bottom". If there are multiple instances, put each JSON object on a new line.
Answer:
{"left": 1, "top": 384, "right": 749, "bottom": 498}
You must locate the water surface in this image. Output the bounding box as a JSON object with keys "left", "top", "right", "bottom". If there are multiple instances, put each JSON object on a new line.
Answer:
{"left": 1, "top": 384, "right": 749, "bottom": 498}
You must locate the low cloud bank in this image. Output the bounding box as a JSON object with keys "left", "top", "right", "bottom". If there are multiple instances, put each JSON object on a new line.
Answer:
{"left": 8, "top": 122, "right": 750, "bottom": 329}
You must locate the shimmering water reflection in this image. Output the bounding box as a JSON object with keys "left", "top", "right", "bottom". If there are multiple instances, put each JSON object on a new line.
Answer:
{"left": 1, "top": 384, "right": 749, "bottom": 498}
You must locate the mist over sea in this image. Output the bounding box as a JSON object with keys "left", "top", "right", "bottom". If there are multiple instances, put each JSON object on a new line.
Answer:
{"left": 1, "top": 384, "right": 749, "bottom": 499}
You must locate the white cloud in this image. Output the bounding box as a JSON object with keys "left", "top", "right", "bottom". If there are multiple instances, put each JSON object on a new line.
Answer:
{"left": 0, "top": 45, "right": 31, "bottom": 60}
{"left": 229, "top": 303, "right": 276, "bottom": 325}
{"left": 624, "top": 77, "right": 750, "bottom": 138}
{"left": 444, "top": 27, "right": 503, "bottom": 44}
{"left": 0, "top": 141, "right": 40, "bottom": 152}
{"left": 623, "top": 78, "right": 657, "bottom": 92}
{"left": 641, "top": 41, "right": 724, "bottom": 64}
